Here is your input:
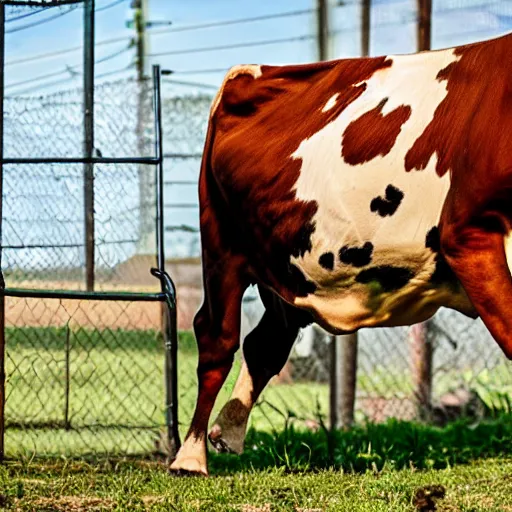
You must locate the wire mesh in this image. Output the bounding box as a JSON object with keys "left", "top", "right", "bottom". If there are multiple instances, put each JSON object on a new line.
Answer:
{"left": 3, "top": 78, "right": 158, "bottom": 291}
{"left": 2, "top": 65, "right": 170, "bottom": 459}
{"left": 161, "top": 62, "right": 512, "bottom": 437}
{"left": 4, "top": 0, "right": 512, "bottom": 461}
{"left": 4, "top": 295, "right": 166, "bottom": 459}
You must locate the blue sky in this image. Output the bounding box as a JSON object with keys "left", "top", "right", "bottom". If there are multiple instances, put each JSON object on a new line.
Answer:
{"left": 4, "top": 0, "right": 512, "bottom": 96}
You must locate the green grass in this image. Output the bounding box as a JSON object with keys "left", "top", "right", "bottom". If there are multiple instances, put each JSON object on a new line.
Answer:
{"left": 1, "top": 418, "right": 512, "bottom": 510}
{"left": 5, "top": 325, "right": 512, "bottom": 460}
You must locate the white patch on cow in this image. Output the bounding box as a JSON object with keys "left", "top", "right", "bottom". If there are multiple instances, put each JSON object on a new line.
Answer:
{"left": 322, "top": 93, "right": 339, "bottom": 112}
{"left": 290, "top": 48, "right": 465, "bottom": 331}
{"left": 211, "top": 64, "right": 262, "bottom": 116}
{"left": 209, "top": 361, "right": 254, "bottom": 455}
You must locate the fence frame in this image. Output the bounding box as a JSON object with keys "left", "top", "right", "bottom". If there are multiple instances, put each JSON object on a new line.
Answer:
{"left": 0, "top": 0, "right": 181, "bottom": 460}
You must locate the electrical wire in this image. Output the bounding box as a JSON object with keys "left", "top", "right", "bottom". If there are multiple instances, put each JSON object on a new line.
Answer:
{"left": 5, "top": 44, "right": 132, "bottom": 90}
{"left": 6, "top": 65, "right": 134, "bottom": 97}
{"left": 5, "top": 7, "right": 315, "bottom": 67}
{"left": 6, "top": 4, "right": 81, "bottom": 34}
{"left": 6, "top": 5, "right": 52, "bottom": 23}
{"left": 148, "top": 34, "right": 315, "bottom": 58}
{"left": 4, "top": 1, "right": 508, "bottom": 66}
{"left": 147, "top": 8, "right": 313, "bottom": 36}
{"left": 170, "top": 67, "right": 230, "bottom": 75}
{"left": 96, "top": 0, "right": 129, "bottom": 13}
{"left": 162, "top": 77, "right": 219, "bottom": 90}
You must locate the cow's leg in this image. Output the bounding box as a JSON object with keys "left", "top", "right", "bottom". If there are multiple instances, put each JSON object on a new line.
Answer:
{"left": 440, "top": 183, "right": 512, "bottom": 359}
{"left": 170, "top": 254, "right": 248, "bottom": 475}
{"left": 208, "top": 286, "right": 311, "bottom": 454}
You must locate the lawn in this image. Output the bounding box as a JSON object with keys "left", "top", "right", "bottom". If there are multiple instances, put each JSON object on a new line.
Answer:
{"left": 1, "top": 418, "right": 512, "bottom": 510}
{"left": 4, "top": 325, "right": 512, "bottom": 510}
{"left": 2, "top": 458, "right": 512, "bottom": 511}
{"left": 4, "top": 326, "right": 512, "bottom": 459}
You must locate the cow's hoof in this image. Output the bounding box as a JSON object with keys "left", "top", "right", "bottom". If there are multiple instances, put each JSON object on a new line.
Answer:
{"left": 208, "top": 424, "right": 244, "bottom": 454}
{"left": 169, "top": 457, "right": 208, "bottom": 477}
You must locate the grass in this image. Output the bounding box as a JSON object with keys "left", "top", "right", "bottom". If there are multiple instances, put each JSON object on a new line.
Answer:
{"left": 5, "top": 325, "right": 512, "bottom": 459}
{"left": 1, "top": 418, "right": 512, "bottom": 510}
{"left": 4, "top": 325, "right": 512, "bottom": 509}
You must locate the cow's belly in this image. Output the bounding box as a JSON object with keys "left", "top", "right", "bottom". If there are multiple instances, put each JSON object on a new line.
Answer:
{"left": 292, "top": 218, "right": 469, "bottom": 332}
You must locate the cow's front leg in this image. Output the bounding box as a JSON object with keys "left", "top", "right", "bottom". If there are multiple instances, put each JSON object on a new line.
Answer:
{"left": 170, "top": 255, "right": 247, "bottom": 476}
{"left": 209, "top": 286, "right": 311, "bottom": 454}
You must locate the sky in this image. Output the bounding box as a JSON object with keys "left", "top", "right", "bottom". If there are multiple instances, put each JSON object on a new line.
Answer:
{"left": 3, "top": 0, "right": 512, "bottom": 263}
{"left": 4, "top": 0, "right": 512, "bottom": 97}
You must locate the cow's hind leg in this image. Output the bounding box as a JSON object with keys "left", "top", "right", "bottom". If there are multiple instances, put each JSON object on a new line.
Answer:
{"left": 440, "top": 181, "right": 512, "bottom": 359}
{"left": 170, "top": 254, "right": 248, "bottom": 475}
{"left": 208, "top": 286, "right": 312, "bottom": 454}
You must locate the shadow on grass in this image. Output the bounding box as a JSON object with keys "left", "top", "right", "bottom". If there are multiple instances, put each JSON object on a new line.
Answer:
{"left": 208, "top": 415, "right": 512, "bottom": 475}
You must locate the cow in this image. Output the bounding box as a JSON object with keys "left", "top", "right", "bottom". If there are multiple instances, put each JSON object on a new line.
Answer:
{"left": 170, "top": 33, "right": 512, "bottom": 476}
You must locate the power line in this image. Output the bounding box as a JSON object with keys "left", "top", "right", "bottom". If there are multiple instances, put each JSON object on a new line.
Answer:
{"left": 6, "top": 4, "right": 81, "bottom": 34}
{"left": 5, "top": 44, "right": 132, "bottom": 90}
{"left": 147, "top": 8, "right": 314, "bottom": 36}
{"left": 6, "top": 65, "right": 133, "bottom": 97}
{"left": 149, "top": 34, "right": 315, "bottom": 58}
{"left": 6, "top": 5, "right": 52, "bottom": 23}
{"left": 4, "top": 7, "right": 314, "bottom": 67}
{"left": 171, "top": 67, "right": 230, "bottom": 75}
{"left": 96, "top": 0, "right": 129, "bottom": 13}
{"left": 4, "top": 1, "right": 507, "bottom": 66}
{"left": 162, "top": 77, "right": 219, "bottom": 90}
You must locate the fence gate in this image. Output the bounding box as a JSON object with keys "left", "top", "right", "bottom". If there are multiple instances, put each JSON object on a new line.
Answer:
{"left": 0, "top": 0, "right": 180, "bottom": 460}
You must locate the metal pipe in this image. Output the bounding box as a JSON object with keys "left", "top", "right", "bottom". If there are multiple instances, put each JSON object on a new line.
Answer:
{"left": 0, "top": 1, "right": 5, "bottom": 464}
{"left": 83, "top": 0, "right": 95, "bottom": 292}
{"left": 152, "top": 66, "right": 181, "bottom": 456}
{"left": 150, "top": 268, "right": 180, "bottom": 453}
{"left": 0, "top": 287, "right": 166, "bottom": 302}
{"left": 361, "top": 0, "right": 371, "bottom": 57}
{"left": 2, "top": 157, "right": 159, "bottom": 165}
{"left": 64, "top": 323, "right": 71, "bottom": 430}
{"left": 316, "top": 0, "right": 329, "bottom": 61}
{"left": 153, "top": 65, "right": 165, "bottom": 272}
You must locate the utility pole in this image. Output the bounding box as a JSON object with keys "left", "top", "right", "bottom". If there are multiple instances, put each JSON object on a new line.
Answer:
{"left": 317, "top": 0, "right": 329, "bottom": 61}
{"left": 134, "top": 0, "right": 150, "bottom": 80}
{"left": 133, "top": 0, "right": 155, "bottom": 256}
{"left": 361, "top": 0, "right": 371, "bottom": 57}
{"left": 83, "top": 0, "right": 95, "bottom": 291}
{"left": 417, "top": 0, "right": 432, "bottom": 51}
{"left": 316, "top": 0, "right": 359, "bottom": 430}
{"left": 411, "top": 0, "right": 433, "bottom": 421}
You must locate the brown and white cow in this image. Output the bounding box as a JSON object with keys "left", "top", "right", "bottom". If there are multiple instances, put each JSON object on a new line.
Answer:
{"left": 171, "top": 33, "right": 512, "bottom": 475}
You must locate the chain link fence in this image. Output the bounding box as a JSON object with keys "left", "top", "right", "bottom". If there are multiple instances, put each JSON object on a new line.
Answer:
{"left": 1, "top": 0, "right": 175, "bottom": 458}
{"left": 3, "top": 0, "right": 512, "bottom": 459}
{"left": 158, "top": 11, "right": 512, "bottom": 438}
{"left": 5, "top": 297, "right": 167, "bottom": 458}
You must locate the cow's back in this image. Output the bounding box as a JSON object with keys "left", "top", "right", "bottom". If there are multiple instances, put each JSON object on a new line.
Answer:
{"left": 202, "top": 36, "right": 512, "bottom": 332}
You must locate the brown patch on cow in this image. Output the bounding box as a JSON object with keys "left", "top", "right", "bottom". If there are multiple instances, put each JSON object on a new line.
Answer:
{"left": 404, "top": 34, "right": 512, "bottom": 359}
{"left": 342, "top": 98, "right": 412, "bottom": 165}
{"left": 405, "top": 37, "right": 512, "bottom": 178}
{"left": 209, "top": 57, "right": 393, "bottom": 300}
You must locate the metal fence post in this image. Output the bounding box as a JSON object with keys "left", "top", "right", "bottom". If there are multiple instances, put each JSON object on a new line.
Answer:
{"left": 64, "top": 323, "right": 71, "bottom": 430}
{"left": 411, "top": 0, "right": 433, "bottom": 421}
{"left": 330, "top": 333, "right": 358, "bottom": 429}
{"left": 0, "top": 1, "right": 5, "bottom": 463}
{"left": 83, "top": 0, "right": 95, "bottom": 291}
{"left": 153, "top": 65, "right": 180, "bottom": 457}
